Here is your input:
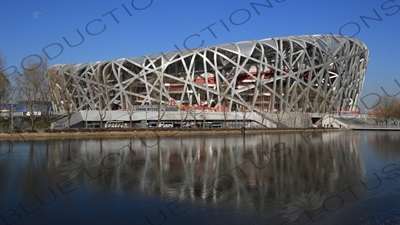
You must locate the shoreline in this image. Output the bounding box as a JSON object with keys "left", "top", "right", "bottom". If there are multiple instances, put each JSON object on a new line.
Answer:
{"left": 0, "top": 128, "right": 345, "bottom": 141}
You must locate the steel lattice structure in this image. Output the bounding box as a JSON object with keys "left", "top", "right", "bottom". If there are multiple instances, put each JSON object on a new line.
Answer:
{"left": 46, "top": 34, "right": 369, "bottom": 115}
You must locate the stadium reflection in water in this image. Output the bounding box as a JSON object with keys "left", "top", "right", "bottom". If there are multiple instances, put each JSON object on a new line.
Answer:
{"left": 1, "top": 131, "right": 399, "bottom": 224}
{"left": 50, "top": 131, "right": 365, "bottom": 201}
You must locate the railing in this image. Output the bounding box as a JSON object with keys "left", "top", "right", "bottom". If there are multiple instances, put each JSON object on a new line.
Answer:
{"left": 353, "top": 124, "right": 400, "bottom": 128}
{"left": 311, "top": 113, "right": 376, "bottom": 119}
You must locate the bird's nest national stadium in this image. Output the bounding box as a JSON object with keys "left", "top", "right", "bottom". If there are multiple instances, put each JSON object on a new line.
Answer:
{"left": 46, "top": 34, "right": 369, "bottom": 128}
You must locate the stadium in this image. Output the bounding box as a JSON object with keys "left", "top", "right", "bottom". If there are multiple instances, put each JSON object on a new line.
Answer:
{"left": 46, "top": 34, "right": 369, "bottom": 128}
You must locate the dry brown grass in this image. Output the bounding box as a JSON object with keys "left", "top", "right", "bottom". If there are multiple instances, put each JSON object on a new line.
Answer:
{"left": 0, "top": 128, "right": 343, "bottom": 141}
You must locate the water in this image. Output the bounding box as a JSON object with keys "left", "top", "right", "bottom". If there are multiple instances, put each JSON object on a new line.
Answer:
{"left": 0, "top": 131, "right": 399, "bottom": 225}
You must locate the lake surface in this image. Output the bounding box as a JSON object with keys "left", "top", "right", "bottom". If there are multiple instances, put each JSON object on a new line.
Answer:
{"left": 0, "top": 131, "right": 399, "bottom": 225}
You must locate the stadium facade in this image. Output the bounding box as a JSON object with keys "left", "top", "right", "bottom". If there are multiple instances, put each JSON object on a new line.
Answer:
{"left": 46, "top": 34, "right": 369, "bottom": 128}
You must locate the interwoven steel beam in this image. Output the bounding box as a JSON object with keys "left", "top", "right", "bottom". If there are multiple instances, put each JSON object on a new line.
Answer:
{"left": 46, "top": 34, "right": 369, "bottom": 114}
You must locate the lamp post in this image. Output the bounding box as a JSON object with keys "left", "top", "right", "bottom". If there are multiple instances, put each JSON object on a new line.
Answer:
{"left": 10, "top": 102, "right": 14, "bottom": 130}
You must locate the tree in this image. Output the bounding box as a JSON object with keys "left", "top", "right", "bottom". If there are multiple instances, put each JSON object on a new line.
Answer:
{"left": 0, "top": 52, "right": 13, "bottom": 113}
{"left": 157, "top": 102, "right": 167, "bottom": 127}
{"left": 372, "top": 96, "right": 400, "bottom": 121}
{"left": 179, "top": 105, "right": 189, "bottom": 128}
{"left": 0, "top": 74, "right": 11, "bottom": 105}
{"left": 240, "top": 105, "right": 249, "bottom": 129}
{"left": 37, "top": 59, "right": 51, "bottom": 122}
{"left": 46, "top": 66, "right": 76, "bottom": 128}
{"left": 200, "top": 105, "right": 209, "bottom": 128}
{"left": 155, "top": 81, "right": 167, "bottom": 128}
{"left": 93, "top": 66, "right": 113, "bottom": 129}
{"left": 126, "top": 101, "right": 136, "bottom": 128}
{"left": 97, "top": 92, "right": 108, "bottom": 129}
{"left": 17, "top": 56, "right": 48, "bottom": 130}
{"left": 222, "top": 104, "right": 229, "bottom": 128}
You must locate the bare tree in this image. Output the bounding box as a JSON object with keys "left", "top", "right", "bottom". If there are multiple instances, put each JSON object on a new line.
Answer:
{"left": 394, "top": 101, "right": 400, "bottom": 120}
{"left": 63, "top": 93, "right": 75, "bottom": 128}
{"left": 157, "top": 103, "right": 167, "bottom": 127}
{"left": 37, "top": 58, "right": 51, "bottom": 121}
{"left": 200, "top": 105, "right": 209, "bottom": 128}
{"left": 0, "top": 53, "right": 20, "bottom": 132}
{"left": 17, "top": 57, "right": 48, "bottom": 130}
{"left": 179, "top": 105, "right": 189, "bottom": 128}
{"left": 218, "top": 99, "right": 230, "bottom": 128}
{"left": 155, "top": 86, "right": 167, "bottom": 127}
{"left": 372, "top": 96, "right": 400, "bottom": 121}
{"left": 97, "top": 93, "right": 108, "bottom": 129}
{"left": 0, "top": 53, "right": 14, "bottom": 118}
{"left": 93, "top": 67, "right": 113, "bottom": 129}
{"left": 46, "top": 66, "right": 76, "bottom": 128}
{"left": 189, "top": 106, "right": 199, "bottom": 128}
{"left": 0, "top": 75, "right": 11, "bottom": 105}
{"left": 126, "top": 101, "right": 136, "bottom": 128}
{"left": 241, "top": 105, "right": 249, "bottom": 129}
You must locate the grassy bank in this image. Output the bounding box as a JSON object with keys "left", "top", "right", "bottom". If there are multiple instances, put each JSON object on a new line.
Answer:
{"left": 0, "top": 115, "right": 64, "bottom": 131}
{"left": 0, "top": 127, "right": 344, "bottom": 141}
